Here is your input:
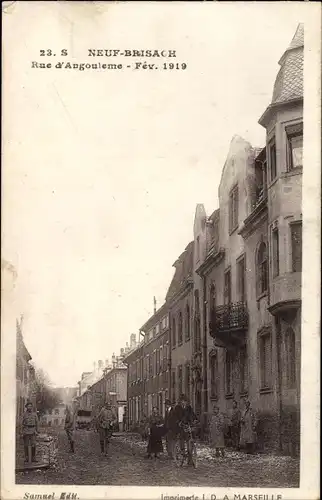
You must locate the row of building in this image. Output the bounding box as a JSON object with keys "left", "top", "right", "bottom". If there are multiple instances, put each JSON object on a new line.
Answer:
{"left": 72, "top": 338, "right": 137, "bottom": 429}
{"left": 122, "top": 24, "right": 303, "bottom": 456}
{"left": 1, "top": 259, "right": 37, "bottom": 425}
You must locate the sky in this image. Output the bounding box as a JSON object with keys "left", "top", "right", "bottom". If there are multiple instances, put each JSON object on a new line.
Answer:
{"left": 3, "top": 2, "right": 307, "bottom": 387}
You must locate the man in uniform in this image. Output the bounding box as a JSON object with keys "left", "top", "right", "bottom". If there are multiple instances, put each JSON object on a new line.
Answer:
{"left": 97, "top": 401, "right": 117, "bottom": 456}
{"left": 22, "top": 401, "right": 39, "bottom": 463}
{"left": 64, "top": 404, "right": 76, "bottom": 453}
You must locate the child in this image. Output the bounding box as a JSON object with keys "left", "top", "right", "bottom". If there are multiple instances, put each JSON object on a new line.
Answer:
{"left": 209, "top": 405, "right": 225, "bottom": 458}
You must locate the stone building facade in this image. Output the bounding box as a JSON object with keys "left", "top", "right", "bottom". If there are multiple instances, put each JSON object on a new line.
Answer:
{"left": 123, "top": 24, "right": 302, "bottom": 455}
{"left": 124, "top": 306, "right": 170, "bottom": 428}
{"left": 195, "top": 25, "right": 303, "bottom": 454}
{"left": 166, "top": 242, "right": 194, "bottom": 406}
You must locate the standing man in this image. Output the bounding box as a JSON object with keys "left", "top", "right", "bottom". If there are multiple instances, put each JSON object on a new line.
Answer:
{"left": 164, "top": 399, "right": 176, "bottom": 459}
{"left": 240, "top": 399, "right": 257, "bottom": 454}
{"left": 64, "top": 405, "right": 76, "bottom": 453}
{"left": 97, "top": 401, "right": 117, "bottom": 456}
{"left": 22, "top": 401, "right": 39, "bottom": 463}
{"left": 230, "top": 400, "right": 241, "bottom": 450}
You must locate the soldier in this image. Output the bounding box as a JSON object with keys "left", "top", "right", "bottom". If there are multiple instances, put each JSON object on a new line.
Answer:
{"left": 64, "top": 405, "right": 76, "bottom": 453}
{"left": 21, "top": 401, "right": 39, "bottom": 463}
{"left": 97, "top": 401, "right": 117, "bottom": 456}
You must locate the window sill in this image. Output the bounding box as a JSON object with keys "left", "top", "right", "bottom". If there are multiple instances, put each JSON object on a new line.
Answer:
{"left": 185, "top": 337, "right": 191, "bottom": 343}
{"left": 239, "top": 391, "right": 248, "bottom": 398}
{"left": 210, "top": 396, "right": 218, "bottom": 402}
{"left": 256, "top": 291, "right": 268, "bottom": 302}
{"left": 172, "top": 346, "right": 176, "bottom": 350}
{"left": 282, "top": 166, "right": 303, "bottom": 178}
{"left": 225, "top": 393, "right": 234, "bottom": 400}
{"left": 178, "top": 342, "right": 183, "bottom": 347}
{"left": 259, "top": 387, "right": 273, "bottom": 395}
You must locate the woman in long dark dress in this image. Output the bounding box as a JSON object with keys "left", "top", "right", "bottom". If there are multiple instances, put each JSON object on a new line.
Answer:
{"left": 146, "top": 407, "right": 164, "bottom": 459}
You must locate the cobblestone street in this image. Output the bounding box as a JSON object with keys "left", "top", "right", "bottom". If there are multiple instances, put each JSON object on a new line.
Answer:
{"left": 16, "top": 430, "right": 299, "bottom": 487}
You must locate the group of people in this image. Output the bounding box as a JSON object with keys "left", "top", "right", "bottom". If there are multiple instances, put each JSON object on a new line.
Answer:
{"left": 20, "top": 396, "right": 257, "bottom": 464}
{"left": 139, "top": 396, "right": 258, "bottom": 462}
{"left": 208, "top": 399, "right": 257, "bottom": 457}
{"left": 140, "top": 394, "right": 198, "bottom": 463}
{"left": 65, "top": 401, "right": 118, "bottom": 456}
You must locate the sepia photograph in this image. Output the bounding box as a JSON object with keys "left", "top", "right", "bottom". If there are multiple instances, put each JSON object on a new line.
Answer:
{"left": 1, "top": 2, "right": 320, "bottom": 500}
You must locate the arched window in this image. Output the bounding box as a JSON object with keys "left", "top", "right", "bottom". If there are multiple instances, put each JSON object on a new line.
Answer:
{"left": 257, "top": 242, "right": 268, "bottom": 296}
{"left": 178, "top": 312, "right": 183, "bottom": 344}
{"left": 185, "top": 304, "right": 190, "bottom": 341}
{"left": 172, "top": 317, "right": 176, "bottom": 348}
{"left": 285, "top": 327, "right": 296, "bottom": 388}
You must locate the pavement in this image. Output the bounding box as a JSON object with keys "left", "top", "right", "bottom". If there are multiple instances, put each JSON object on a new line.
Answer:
{"left": 16, "top": 429, "right": 299, "bottom": 487}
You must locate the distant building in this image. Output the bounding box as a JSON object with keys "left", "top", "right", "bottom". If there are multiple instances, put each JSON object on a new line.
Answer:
{"left": 16, "top": 317, "right": 36, "bottom": 422}
{"left": 41, "top": 403, "right": 66, "bottom": 427}
{"left": 166, "top": 242, "right": 194, "bottom": 407}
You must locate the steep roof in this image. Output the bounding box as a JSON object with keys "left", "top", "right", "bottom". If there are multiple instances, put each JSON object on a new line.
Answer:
{"left": 165, "top": 241, "right": 193, "bottom": 303}
{"left": 259, "top": 24, "right": 303, "bottom": 126}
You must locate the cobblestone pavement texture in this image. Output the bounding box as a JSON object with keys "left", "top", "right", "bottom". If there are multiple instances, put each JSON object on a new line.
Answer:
{"left": 16, "top": 430, "right": 299, "bottom": 487}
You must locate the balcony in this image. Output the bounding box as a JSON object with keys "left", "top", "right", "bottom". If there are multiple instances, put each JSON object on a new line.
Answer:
{"left": 268, "top": 273, "right": 301, "bottom": 318}
{"left": 209, "top": 302, "right": 248, "bottom": 348}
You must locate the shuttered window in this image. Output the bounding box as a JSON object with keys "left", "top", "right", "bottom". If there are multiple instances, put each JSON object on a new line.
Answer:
{"left": 286, "top": 123, "right": 303, "bottom": 170}
{"left": 225, "top": 351, "right": 233, "bottom": 395}
{"left": 172, "top": 318, "right": 176, "bottom": 348}
{"left": 178, "top": 312, "right": 183, "bottom": 344}
{"left": 224, "top": 269, "right": 232, "bottom": 305}
{"left": 185, "top": 305, "right": 191, "bottom": 341}
{"left": 185, "top": 364, "right": 191, "bottom": 401}
{"left": 178, "top": 365, "right": 183, "bottom": 396}
{"left": 257, "top": 242, "right": 268, "bottom": 296}
{"left": 269, "top": 140, "right": 277, "bottom": 181}
{"left": 272, "top": 228, "right": 280, "bottom": 278}
{"left": 237, "top": 256, "right": 246, "bottom": 302}
{"left": 259, "top": 330, "right": 272, "bottom": 390}
{"left": 240, "top": 346, "right": 248, "bottom": 394}
{"left": 291, "top": 222, "right": 302, "bottom": 272}
{"left": 229, "top": 185, "right": 239, "bottom": 233}
{"left": 210, "top": 352, "right": 218, "bottom": 399}
{"left": 285, "top": 327, "right": 296, "bottom": 388}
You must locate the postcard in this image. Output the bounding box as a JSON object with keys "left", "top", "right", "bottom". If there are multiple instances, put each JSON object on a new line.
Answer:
{"left": 1, "top": 2, "right": 320, "bottom": 500}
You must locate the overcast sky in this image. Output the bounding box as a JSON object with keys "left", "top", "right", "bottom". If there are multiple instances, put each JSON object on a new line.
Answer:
{"left": 3, "top": 2, "right": 307, "bottom": 386}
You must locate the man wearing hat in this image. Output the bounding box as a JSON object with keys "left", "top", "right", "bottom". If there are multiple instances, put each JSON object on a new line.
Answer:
{"left": 164, "top": 399, "right": 177, "bottom": 459}
{"left": 97, "top": 401, "right": 117, "bottom": 456}
{"left": 21, "top": 401, "right": 39, "bottom": 463}
{"left": 176, "top": 394, "right": 198, "bottom": 464}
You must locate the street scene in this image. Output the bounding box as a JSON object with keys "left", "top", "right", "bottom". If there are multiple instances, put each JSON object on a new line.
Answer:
{"left": 2, "top": 6, "right": 310, "bottom": 492}
{"left": 16, "top": 429, "right": 299, "bottom": 487}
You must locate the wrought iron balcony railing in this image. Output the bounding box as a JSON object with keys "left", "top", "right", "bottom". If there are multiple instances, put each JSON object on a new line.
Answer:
{"left": 209, "top": 302, "right": 248, "bottom": 337}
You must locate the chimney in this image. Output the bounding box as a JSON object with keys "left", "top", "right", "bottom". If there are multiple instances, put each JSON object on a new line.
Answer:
{"left": 112, "top": 353, "right": 116, "bottom": 368}
{"left": 98, "top": 360, "right": 103, "bottom": 370}
{"left": 105, "top": 359, "right": 109, "bottom": 367}
{"left": 93, "top": 361, "right": 96, "bottom": 373}
{"left": 153, "top": 296, "right": 157, "bottom": 314}
{"left": 120, "top": 348, "right": 125, "bottom": 357}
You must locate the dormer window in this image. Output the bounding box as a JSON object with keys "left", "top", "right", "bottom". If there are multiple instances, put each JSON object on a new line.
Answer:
{"left": 268, "top": 140, "right": 277, "bottom": 181}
